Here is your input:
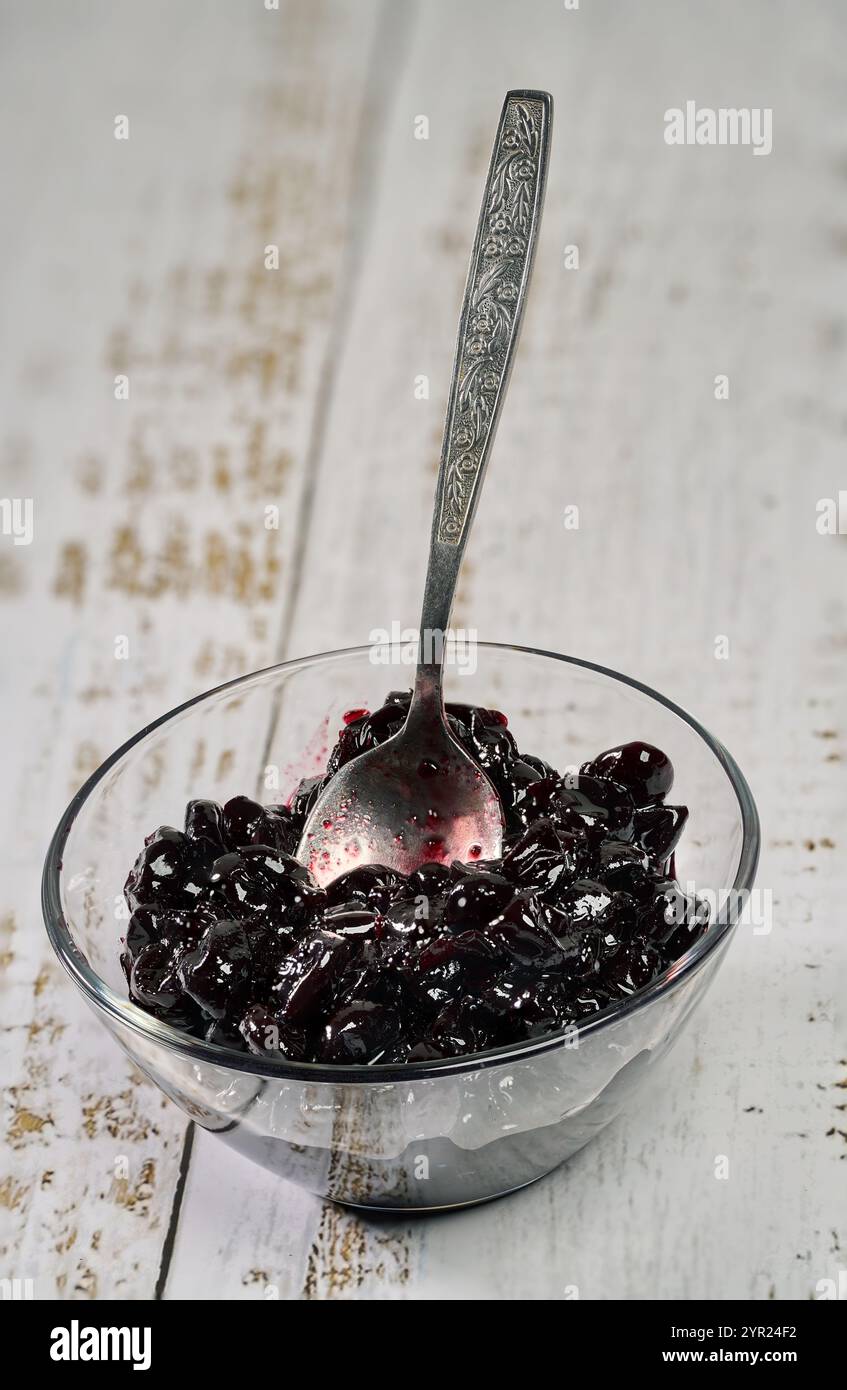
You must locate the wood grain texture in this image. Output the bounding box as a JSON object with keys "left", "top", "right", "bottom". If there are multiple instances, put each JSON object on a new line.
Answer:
{"left": 2, "top": 0, "right": 845, "bottom": 1300}
{"left": 0, "top": 0, "right": 386, "bottom": 1300}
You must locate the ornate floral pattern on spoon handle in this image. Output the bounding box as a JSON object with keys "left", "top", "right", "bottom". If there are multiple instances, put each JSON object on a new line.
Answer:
{"left": 436, "top": 91, "right": 552, "bottom": 546}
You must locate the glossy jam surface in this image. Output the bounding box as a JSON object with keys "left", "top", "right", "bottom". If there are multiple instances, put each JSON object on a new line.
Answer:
{"left": 121, "top": 692, "right": 709, "bottom": 1064}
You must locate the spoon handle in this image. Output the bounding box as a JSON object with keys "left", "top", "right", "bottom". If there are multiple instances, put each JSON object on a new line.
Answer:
{"left": 414, "top": 90, "right": 552, "bottom": 697}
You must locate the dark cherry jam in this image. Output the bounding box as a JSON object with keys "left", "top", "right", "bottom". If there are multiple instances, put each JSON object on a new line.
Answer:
{"left": 120, "top": 692, "right": 709, "bottom": 1064}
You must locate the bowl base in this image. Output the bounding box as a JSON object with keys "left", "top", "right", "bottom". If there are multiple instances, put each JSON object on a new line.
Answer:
{"left": 330, "top": 1170, "right": 548, "bottom": 1215}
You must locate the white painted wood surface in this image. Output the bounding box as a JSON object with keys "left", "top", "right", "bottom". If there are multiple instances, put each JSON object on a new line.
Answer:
{"left": 1, "top": 0, "right": 844, "bottom": 1300}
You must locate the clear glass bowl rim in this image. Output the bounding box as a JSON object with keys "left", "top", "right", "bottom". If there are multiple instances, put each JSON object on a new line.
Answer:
{"left": 42, "top": 641, "right": 760, "bottom": 1084}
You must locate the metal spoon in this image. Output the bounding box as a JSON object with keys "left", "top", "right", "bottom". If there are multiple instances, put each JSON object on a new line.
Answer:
{"left": 298, "top": 90, "right": 552, "bottom": 887}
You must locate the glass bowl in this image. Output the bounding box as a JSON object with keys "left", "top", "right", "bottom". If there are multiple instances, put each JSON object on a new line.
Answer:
{"left": 42, "top": 643, "right": 759, "bottom": 1211}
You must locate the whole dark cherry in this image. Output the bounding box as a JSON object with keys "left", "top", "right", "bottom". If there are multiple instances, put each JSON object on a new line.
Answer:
{"left": 582, "top": 741, "right": 674, "bottom": 803}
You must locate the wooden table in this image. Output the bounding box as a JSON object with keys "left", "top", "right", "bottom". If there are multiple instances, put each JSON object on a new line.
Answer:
{"left": 2, "top": 0, "right": 844, "bottom": 1300}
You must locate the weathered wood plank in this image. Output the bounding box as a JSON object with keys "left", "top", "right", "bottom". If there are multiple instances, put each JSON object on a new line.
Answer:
{"left": 0, "top": 0, "right": 384, "bottom": 1300}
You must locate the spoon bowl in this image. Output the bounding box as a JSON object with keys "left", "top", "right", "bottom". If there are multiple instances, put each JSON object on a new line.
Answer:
{"left": 299, "top": 688, "right": 503, "bottom": 885}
